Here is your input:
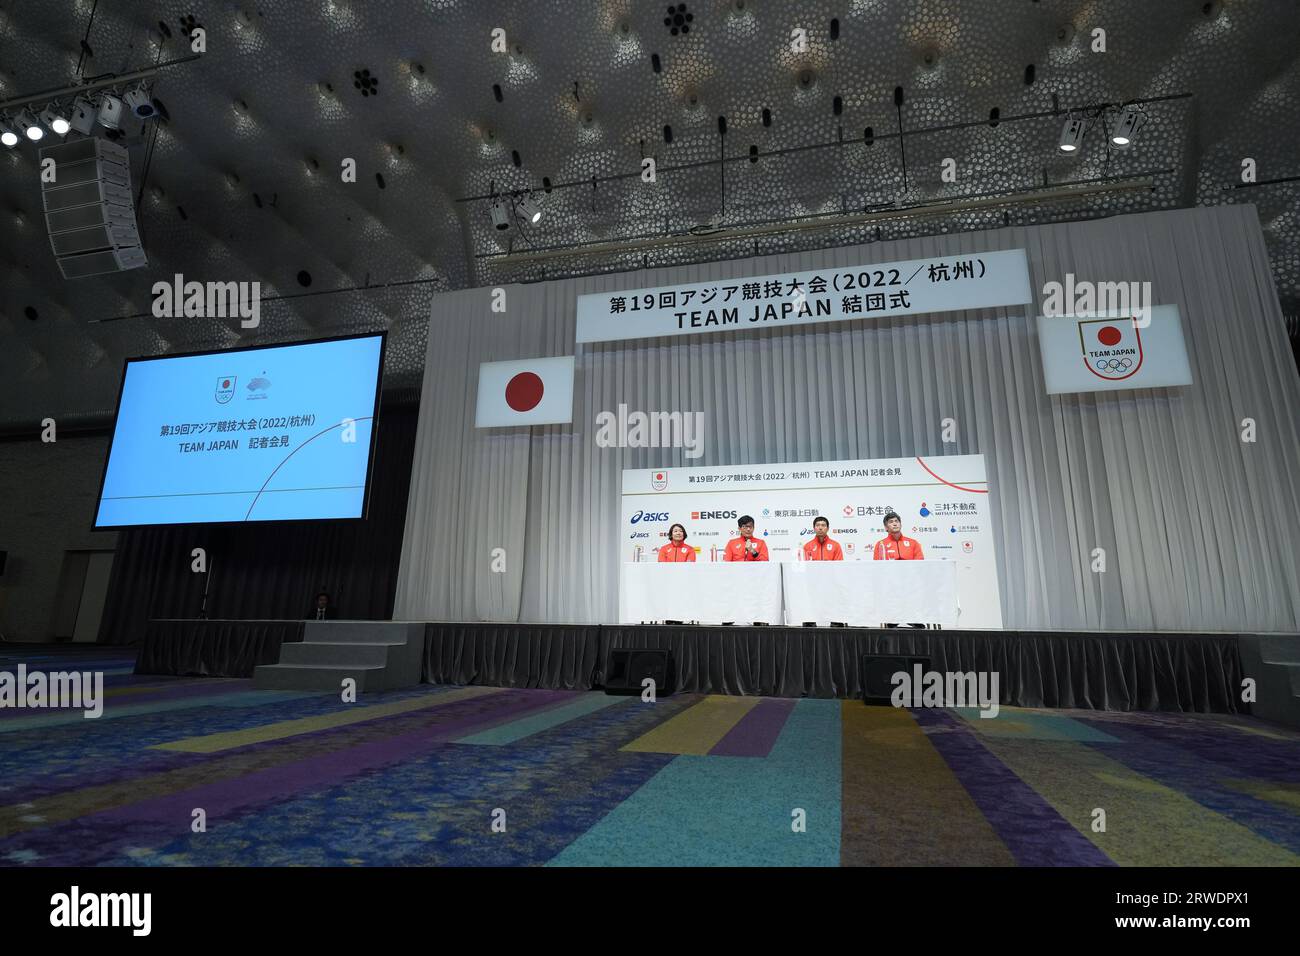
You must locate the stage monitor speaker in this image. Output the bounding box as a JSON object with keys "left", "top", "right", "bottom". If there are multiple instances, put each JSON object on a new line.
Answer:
{"left": 39, "top": 137, "right": 148, "bottom": 278}
{"left": 861, "top": 654, "right": 930, "bottom": 706}
{"left": 604, "top": 649, "right": 676, "bottom": 697}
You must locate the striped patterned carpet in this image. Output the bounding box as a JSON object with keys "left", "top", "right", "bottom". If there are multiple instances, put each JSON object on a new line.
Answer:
{"left": 2, "top": 648, "right": 1298, "bottom": 866}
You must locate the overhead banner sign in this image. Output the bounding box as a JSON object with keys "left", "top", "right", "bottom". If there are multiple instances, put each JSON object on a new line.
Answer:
{"left": 1036, "top": 304, "right": 1192, "bottom": 394}
{"left": 576, "top": 248, "right": 1033, "bottom": 344}
{"left": 619, "top": 454, "right": 1003, "bottom": 628}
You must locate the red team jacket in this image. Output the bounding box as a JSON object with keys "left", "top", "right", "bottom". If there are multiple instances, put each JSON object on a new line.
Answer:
{"left": 723, "top": 536, "right": 770, "bottom": 561}
{"left": 657, "top": 543, "right": 697, "bottom": 562}
{"left": 801, "top": 536, "right": 844, "bottom": 560}
{"left": 872, "top": 534, "right": 924, "bottom": 560}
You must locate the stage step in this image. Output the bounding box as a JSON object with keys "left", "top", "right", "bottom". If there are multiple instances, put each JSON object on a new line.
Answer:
{"left": 253, "top": 621, "right": 425, "bottom": 692}
{"left": 252, "top": 663, "right": 386, "bottom": 692}
{"left": 1238, "top": 635, "right": 1300, "bottom": 731}
{"left": 278, "top": 641, "right": 402, "bottom": 667}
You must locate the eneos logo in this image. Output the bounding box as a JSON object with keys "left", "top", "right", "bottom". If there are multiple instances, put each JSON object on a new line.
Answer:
{"left": 691, "top": 510, "right": 736, "bottom": 520}
{"left": 630, "top": 510, "right": 670, "bottom": 524}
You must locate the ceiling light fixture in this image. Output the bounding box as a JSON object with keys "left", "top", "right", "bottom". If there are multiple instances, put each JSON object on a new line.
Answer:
{"left": 124, "top": 83, "right": 156, "bottom": 119}
{"left": 16, "top": 108, "right": 44, "bottom": 141}
{"left": 0, "top": 116, "right": 19, "bottom": 148}
{"left": 1058, "top": 114, "right": 1085, "bottom": 153}
{"left": 40, "top": 103, "right": 70, "bottom": 136}
{"left": 69, "top": 97, "right": 97, "bottom": 135}
{"left": 489, "top": 196, "right": 510, "bottom": 231}
{"left": 97, "top": 93, "right": 124, "bottom": 129}
{"left": 516, "top": 193, "right": 543, "bottom": 224}
{"left": 1110, "top": 104, "right": 1146, "bottom": 149}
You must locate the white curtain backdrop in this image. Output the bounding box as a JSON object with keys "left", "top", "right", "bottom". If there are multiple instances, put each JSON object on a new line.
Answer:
{"left": 394, "top": 204, "right": 1300, "bottom": 632}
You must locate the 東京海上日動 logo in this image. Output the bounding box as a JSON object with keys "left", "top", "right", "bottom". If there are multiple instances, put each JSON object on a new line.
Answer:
{"left": 1079, "top": 318, "right": 1143, "bottom": 381}
{"left": 215, "top": 376, "right": 236, "bottom": 404}
{"left": 651, "top": 471, "right": 668, "bottom": 491}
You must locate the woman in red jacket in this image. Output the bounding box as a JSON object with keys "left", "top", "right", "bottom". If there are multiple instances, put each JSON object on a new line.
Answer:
{"left": 657, "top": 523, "right": 697, "bottom": 562}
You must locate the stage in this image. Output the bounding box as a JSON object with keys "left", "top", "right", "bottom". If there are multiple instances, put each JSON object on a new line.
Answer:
{"left": 136, "top": 619, "right": 1250, "bottom": 714}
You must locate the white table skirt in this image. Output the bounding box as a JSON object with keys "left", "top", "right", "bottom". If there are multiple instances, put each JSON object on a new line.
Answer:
{"left": 621, "top": 562, "right": 784, "bottom": 624}
{"left": 781, "top": 560, "right": 958, "bottom": 627}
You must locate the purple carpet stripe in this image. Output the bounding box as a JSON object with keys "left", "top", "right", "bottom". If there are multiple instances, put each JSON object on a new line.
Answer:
{"left": 1081, "top": 715, "right": 1300, "bottom": 782}
{"left": 913, "top": 708, "right": 1115, "bottom": 867}
{"left": 708, "top": 697, "right": 796, "bottom": 757}
{"left": 6, "top": 690, "right": 575, "bottom": 865}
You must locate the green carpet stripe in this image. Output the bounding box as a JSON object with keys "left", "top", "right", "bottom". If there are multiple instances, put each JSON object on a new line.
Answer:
{"left": 955, "top": 707, "right": 1121, "bottom": 742}
{"left": 549, "top": 699, "right": 841, "bottom": 866}
{"left": 454, "top": 693, "right": 629, "bottom": 745}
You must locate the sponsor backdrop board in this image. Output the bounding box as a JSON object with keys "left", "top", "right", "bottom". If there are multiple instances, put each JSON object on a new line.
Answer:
{"left": 620, "top": 455, "right": 1003, "bottom": 629}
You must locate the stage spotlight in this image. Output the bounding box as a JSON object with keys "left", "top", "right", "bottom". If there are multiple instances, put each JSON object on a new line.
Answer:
{"left": 124, "top": 84, "right": 156, "bottom": 119}
{"left": 40, "top": 103, "right": 71, "bottom": 136}
{"left": 516, "top": 193, "right": 543, "bottom": 224}
{"left": 1110, "top": 105, "right": 1146, "bottom": 149}
{"left": 16, "top": 109, "right": 44, "bottom": 141}
{"left": 97, "top": 93, "right": 124, "bottom": 130}
{"left": 0, "top": 116, "right": 18, "bottom": 148}
{"left": 489, "top": 196, "right": 510, "bottom": 231}
{"left": 1058, "top": 114, "right": 1085, "bottom": 153}
{"left": 69, "top": 97, "right": 97, "bottom": 135}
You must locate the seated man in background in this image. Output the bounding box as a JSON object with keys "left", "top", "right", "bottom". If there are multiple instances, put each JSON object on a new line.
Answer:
{"left": 309, "top": 590, "right": 337, "bottom": 621}
{"left": 723, "top": 515, "right": 769, "bottom": 562}
{"left": 802, "top": 516, "right": 843, "bottom": 561}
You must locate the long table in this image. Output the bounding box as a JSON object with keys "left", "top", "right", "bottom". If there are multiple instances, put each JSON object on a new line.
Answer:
{"left": 621, "top": 560, "right": 958, "bottom": 626}
{"left": 620, "top": 562, "right": 783, "bottom": 624}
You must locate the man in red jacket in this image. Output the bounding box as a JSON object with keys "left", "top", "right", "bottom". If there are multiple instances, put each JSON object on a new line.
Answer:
{"left": 723, "top": 515, "right": 769, "bottom": 561}
{"left": 872, "top": 512, "right": 924, "bottom": 560}
{"left": 802, "top": 516, "right": 844, "bottom": 560}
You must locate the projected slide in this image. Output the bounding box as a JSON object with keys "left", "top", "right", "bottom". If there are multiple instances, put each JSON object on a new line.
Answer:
{"left": 93, "top": 333, "right": 385, "bottom": 528}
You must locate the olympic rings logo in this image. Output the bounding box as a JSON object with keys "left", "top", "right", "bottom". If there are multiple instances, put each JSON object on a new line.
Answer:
{"left": 1094, "top": 358, "right": 1134, "bottom": 372}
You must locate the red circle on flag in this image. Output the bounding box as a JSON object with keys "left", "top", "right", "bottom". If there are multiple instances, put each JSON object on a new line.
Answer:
{"left": 505, "top": 372, "right": 544, "bottom": 411}
{"left": 222, "top": 379, "right": 230, "bottom": 388}
{"left": 655, "top": 473, "right": 664, "bottom": 480}
{"left": 1097, "top": 325, "right": 1122, "bottom": 347}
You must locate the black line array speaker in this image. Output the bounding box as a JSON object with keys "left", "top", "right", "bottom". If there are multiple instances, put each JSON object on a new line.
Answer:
{"left": 39, "top": 138, "right": 147, "bottom": 278}
{"left": 0, "top": 550, "right": 7, "bottom": 577}
{"left": 604, "top": 648, "right": 676, "bottom": 697}
{"left": 861, "top": 654, "right": 931, "bottom": 706}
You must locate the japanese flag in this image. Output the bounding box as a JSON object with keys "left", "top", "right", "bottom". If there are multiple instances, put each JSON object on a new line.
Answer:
{"left": 475, "top": 355, "right": 575, "bottom": 427}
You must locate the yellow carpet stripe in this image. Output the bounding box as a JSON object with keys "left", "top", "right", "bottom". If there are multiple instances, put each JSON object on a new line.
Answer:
{"left": 151, "top": 686, "right": 502, "bottom": 754}
{"left": 971, "top": 733, "right": 1300, "bottom": 866}
{"left": 840, "top": 703, "right": 1015, "bottom": 866}
{"left": 621, "top": 695, "right": 759, "bottom": 755}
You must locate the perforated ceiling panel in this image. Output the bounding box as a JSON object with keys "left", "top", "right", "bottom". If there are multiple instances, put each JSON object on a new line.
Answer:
{"left": 0, "top": 0, "right": 1297, "bottom": 427}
